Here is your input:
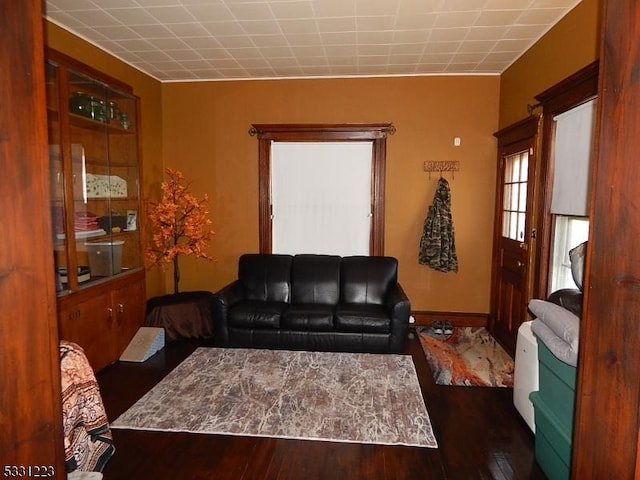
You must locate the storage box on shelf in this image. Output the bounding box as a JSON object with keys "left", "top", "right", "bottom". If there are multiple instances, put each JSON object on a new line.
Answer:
{"left": 46, "top": 48, "right": 145, "bottom": 372}
{"left": 86, "top": 240, "right": 124, "bottom": 277}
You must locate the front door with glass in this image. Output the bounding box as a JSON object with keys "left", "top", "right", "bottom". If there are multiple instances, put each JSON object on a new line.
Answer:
{"left": 490, "top": 117, "right": 539, "bottom": 355}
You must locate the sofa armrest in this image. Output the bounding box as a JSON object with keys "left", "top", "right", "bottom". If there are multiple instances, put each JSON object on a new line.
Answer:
{"left": 212, "top": 280, "right": 245, "bottom": 345}
{"left": 385, "top": 283, "right": 411, "bottom": 352}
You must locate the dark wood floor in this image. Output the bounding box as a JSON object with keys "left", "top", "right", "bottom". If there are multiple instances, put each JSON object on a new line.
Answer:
{"left": 97, "top": 330, "right": 546, "bottom": 479}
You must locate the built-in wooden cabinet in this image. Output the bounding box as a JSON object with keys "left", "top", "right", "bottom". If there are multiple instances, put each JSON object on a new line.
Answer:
{"left": 57, "top": 270, "right": 145, "bottom": 371}
{"left": 45, "top": 48, "right": 145, "bottom": 371}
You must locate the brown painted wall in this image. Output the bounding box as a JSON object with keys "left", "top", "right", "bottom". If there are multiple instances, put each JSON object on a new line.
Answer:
{"left": 163, "top": 76, "right": 500, "bottom": 312}
{"left": 498, "top": 0, "right": 601, "bottom": 129}
{"left": 45, "top": 22, "right": 166, "bottom": 298}
{"left": 44, "top": 20, "right": 531, "bottom": 314}
{"left": 45, "top": 0, "right": 601, "bottom": 314}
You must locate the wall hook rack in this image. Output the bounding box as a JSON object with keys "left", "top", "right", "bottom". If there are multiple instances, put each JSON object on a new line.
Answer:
{"left": 423, "top": 160, "right": 460, "bottom": 179}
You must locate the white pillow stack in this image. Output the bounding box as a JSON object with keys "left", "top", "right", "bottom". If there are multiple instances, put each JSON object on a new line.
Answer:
{"left": 528, "top": 298, "right": 580, "bottom": 367}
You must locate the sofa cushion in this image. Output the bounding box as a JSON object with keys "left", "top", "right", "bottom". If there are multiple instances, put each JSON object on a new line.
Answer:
{"left": 335, "top": 303, "right": 391, "bottom": 333}
{"left": 228, "top": 300, "right": 287, "bottom": 329}
{"left": 341, "top": 256, "right": 397, "bottom": 305}
{"left": 282, "top": 304, "right": 335, "bottom": 331}
{"left": 238, "top": 254, "right": 292, "bottom": 303}
{"left": 291, "top": 254, "right": 341, "bottom": 305}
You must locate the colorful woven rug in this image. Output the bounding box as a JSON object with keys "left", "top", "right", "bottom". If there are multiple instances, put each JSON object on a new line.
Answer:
{"left": 111, "top": 347, "right": 438, "bottom": 448}
{"left": 417, "top": 327, "right": 514, "bottom": 387}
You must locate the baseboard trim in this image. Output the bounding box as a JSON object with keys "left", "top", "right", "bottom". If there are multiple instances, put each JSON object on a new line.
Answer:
{"left": 411, "top": 310, "right": 488, "bottom": 328}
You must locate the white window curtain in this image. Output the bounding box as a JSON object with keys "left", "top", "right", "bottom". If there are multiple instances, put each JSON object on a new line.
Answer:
{"left": 550, "top": 99, "right": 596, "bottom": 216}
{"left": 271, "top": 141, "right": 373, "bottom": 256}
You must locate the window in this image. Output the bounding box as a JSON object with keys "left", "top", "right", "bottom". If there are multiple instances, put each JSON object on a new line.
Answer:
{"left": 271, "top": 141, "right": 372, "bottom": 256}
{"left": 549, "top": 215, "right": 589, "bottom": 293}
{"left": 251, "top": 123, "right": 394, "bottom": 255}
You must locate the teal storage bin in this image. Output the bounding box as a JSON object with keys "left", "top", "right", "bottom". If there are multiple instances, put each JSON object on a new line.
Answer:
{"left": 530, "top": 341, "right": 578, "bottom": 480}
{"left": 530, "top": 392, "right": 572, "bottom": 480}
{"left": 536, "top": 341, "right": 577, "bottom": 431}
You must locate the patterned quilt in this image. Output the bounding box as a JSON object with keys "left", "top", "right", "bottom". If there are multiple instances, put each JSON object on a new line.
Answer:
{"left": 60, "top": 341, "right": 115, "bottom": 472}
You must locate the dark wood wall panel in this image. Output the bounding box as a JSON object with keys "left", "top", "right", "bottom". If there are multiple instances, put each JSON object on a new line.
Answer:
{"left": 0, "top": 1, "right": 65, "bottom": 472}
{"left": 572, "top": 0, "right": 640, "bottom": 477}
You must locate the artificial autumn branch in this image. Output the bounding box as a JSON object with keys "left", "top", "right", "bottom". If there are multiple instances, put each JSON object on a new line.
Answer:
{"left": 146, "top": 168, "right": 215, "bottom": 294}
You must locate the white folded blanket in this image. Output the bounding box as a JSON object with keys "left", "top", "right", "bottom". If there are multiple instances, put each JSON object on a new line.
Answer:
{"left": 528, "top": 299, "right": 580, "bottom": 367}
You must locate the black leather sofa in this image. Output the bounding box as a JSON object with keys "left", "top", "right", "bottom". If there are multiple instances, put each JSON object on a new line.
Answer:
{"left": 212, "top": 253, "right": 411, "bottom": 353}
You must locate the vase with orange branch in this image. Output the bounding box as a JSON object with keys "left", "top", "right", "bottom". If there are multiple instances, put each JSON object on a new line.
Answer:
{"left": 146, "top": 168, "right": 214, "bottom": 294}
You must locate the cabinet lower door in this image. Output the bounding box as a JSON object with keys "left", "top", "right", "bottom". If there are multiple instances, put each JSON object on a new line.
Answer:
{"left": 58, "top": 292, "right": 115, "bottom": 372}
{"left": 112, "top": 279, "right": 146, "bottom": 358}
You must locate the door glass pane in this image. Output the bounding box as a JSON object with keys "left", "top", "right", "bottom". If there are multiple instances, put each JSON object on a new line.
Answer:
{"left": 520, "top": 152, "right": 529, "bottom": 181}
{"left": 503, "top": 184, "right": 511, "bottom": 210}
{"left": 510, "top": 183, "right": 519, "bottom": 210}
{"left": 510, "top": 212, "right": 518, "bottom": 239}
{"left": 511, "top": 156, "right": 520, "bottom": 182}
{"left": 517, "top": 212, "right": 526, "bottom": 241}
{"left": 501, "top": 150, "right": 529, "bottom": 241}
{"left": 504, "top": 160, "right": 513, "bottom": 183}
{"left": 519, "top": 182, "right": 528, "bottom": 211}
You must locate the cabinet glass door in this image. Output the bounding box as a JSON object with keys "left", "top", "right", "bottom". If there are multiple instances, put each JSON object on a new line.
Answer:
{"left": 46, "top": 60, "right": 68, "bottom": 293}
{"left": 67, "top": 69, "right": 141, "bottom": 286}
{"left": 67, "top": 70, "right": 109, "bottom": 288}
{"left": 106, "top": 83, "right": 141, "bottom": 277}
{"left": 46, "top": 57, "right": 142, "bottom": 294}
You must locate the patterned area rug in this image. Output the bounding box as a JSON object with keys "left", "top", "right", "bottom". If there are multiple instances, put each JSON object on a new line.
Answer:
{"left": 417, "top": 327, "right": 514, "bottom": 387}
{"left": 111, "top": 348, "right": 438, "bottom": 448}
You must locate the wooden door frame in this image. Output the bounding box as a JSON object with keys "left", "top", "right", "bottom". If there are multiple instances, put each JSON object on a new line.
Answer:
{"left": 249, "top": 123, "right": 395, "bottom": 256}
{"left": 1, "top": 1, "right": 65, "bottom": 472}
{"left": 572, "top": 0, "right": 640, "bottom": 475}
{"left": 532, "top": 61, "right": 599, "bottom": 299}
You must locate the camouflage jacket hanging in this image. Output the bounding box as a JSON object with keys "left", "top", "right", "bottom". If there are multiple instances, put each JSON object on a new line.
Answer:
{"left": 419, "top": 177, "right": 459, "bottom": 273}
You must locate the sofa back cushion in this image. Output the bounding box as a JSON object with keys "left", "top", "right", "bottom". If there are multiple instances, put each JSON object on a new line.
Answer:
{"left": 341, "top": 256, "right": 398, "bottom": 305}
{"left": 238, "top": 254, "right": 292, "bottom": 303}
{"left": 291, "top": 254, "right": 342, "bottom": 305}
